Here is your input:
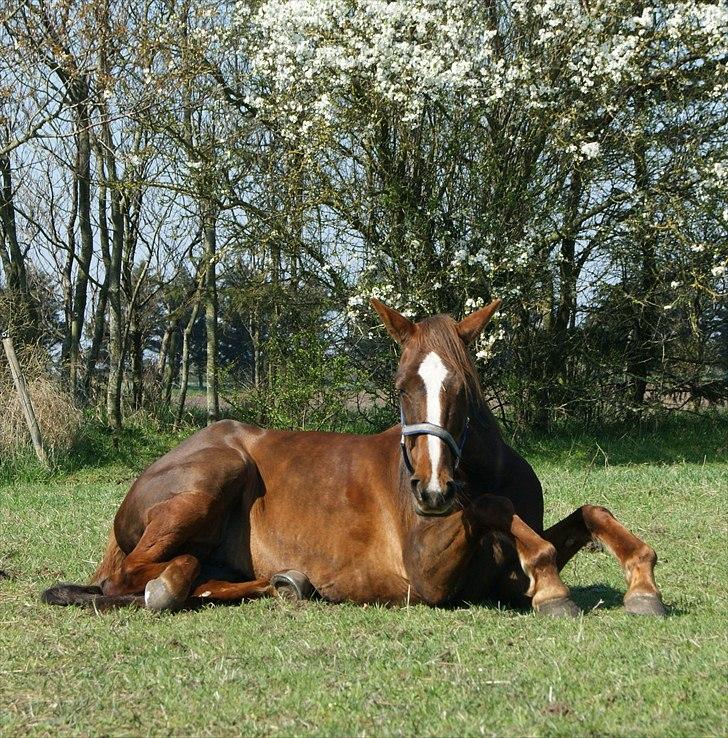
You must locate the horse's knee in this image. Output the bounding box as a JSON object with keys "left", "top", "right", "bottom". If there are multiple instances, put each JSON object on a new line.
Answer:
{"left": 580, "top": 504, "right": 614, "bottom": 530}
{"left": 528, "top": 540, "right": 559, "bottom": 573}
{"left": 468, "top": 495, "right": 515, "bottom": 529}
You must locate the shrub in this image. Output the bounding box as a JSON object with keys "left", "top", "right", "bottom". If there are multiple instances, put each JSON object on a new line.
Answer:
{"left": 0, "top": 348, "right": 81, "bottom": 460}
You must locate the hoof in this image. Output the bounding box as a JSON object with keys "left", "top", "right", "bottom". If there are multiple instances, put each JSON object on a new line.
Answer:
{"left": 144, "top": 577, "right": 182, "bottom": 612}
{"left": 537, "top": 597, "right": 582, "bottom": 618}
{"left": 624, "top": 592, "right": 667, "bottom": 617}
{"left": 271, "top": 570, "right": 314, "bottom": 602}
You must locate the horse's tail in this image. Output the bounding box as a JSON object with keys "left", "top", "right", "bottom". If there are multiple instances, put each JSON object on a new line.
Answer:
{"left": 41, "top": 529, "right": 141, "bottom": 609}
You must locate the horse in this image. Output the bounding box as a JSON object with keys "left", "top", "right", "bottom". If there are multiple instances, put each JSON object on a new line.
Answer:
{"left": 42, "top": 299, "right": 665, "bottom": 617}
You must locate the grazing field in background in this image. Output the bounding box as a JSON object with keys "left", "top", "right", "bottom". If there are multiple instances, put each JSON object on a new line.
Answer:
{"left": 1, "top": 417, "right": 726, "bottom": 737}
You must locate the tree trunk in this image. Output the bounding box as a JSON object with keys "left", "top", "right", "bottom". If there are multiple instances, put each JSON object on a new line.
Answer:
{"left": 130, "top": 316, "right": 144, "bottom": 411}
{"left": 157, "top": 321, "right": 174, "bottom": 375}
{"left": 60, "top": 180, "right": 77, "bottom": 366}
{"left": 626, "top": 137, "right": 658, "bottom": 409}
{"left": 162, "top": 326, "right": 180, "bottom": 410}
{"left": 82, "top": 144, "right": 112, "bottom": 400}
{"left": 104, "top": 135, "right": 125, "bottom": 431}
{"left": 68, "top": 81, "right": 94, "bottom": 399}
{"left": 0, "top": 149, "right": 37, "bottom": 343}
{"left": 175, "top": 294, "right": 202, "bottom": 427}
{"left": 250, "top": 313, "right": 261, "bottom": 388}
{"left": 535, "top": 170, "right": 582, "bottom": 429}
{"left": 106, "top": 257, "right": 123, "bottom": 429}
{"left": 203, "top": 206, "right": 219, "bottom": 423}
{"left": 0, "top": 153, "right": 29, "bottom": 294}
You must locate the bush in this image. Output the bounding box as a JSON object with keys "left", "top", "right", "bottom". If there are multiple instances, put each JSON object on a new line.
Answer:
{"left": 0, "top": 348, "right": 81, "bottom": 461}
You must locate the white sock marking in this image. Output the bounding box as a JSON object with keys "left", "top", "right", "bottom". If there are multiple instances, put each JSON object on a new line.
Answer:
{"left": 418, "top": 351, "right": 448, "bottom": 491}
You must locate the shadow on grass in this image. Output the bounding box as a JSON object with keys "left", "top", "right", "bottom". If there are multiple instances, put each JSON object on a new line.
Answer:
{"left": 570, "top": 584, "right": 686, "bottom": 617}
{"left": 570, "top": 584, "right": 625, "bottom": 611}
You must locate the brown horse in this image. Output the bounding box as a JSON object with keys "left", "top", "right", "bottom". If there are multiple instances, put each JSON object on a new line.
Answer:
{"left": 43, "top": 299, "right": 665, "bottom": 617}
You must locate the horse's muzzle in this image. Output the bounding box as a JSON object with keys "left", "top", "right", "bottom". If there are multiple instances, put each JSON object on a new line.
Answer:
{"left": 412, "top": 479, "right": 458, "bottom": 516}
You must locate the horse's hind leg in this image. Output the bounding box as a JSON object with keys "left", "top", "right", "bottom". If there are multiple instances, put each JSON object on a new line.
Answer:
{"left": 191, "top": 578, "right": 272, "bottom": 602}
{"left": 102, "top": 493, "right": 295, "bottom": 610}
{"left": 543, "top": 505, "right": 665, "bottom": 616}
{"left": 190, "top": 570, "right": 315, "bottom": 603}
{"left": 101, "top": 492, "right": 215, "bottom": 610}
{"left": 104, "top": 550, "right": 202, "bottom": 612}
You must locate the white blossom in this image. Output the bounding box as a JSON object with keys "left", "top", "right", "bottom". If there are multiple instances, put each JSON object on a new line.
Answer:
{"left": 580, "top": 141, "right": 601, "bottom": 160}
{"left": 464, "top": 297, "right": 484, "bottom": 310}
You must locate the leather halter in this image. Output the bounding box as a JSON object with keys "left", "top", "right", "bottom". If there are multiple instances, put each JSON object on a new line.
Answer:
{"left": 399, "top": 405, "right": 470, "bottom": 475}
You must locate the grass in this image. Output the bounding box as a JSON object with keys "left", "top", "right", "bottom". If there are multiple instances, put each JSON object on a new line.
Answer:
{"left": 0, "top": 416, "right": 726, "bottom": 737}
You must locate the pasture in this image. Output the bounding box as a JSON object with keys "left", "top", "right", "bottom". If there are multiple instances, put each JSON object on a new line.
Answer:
{"left": 1, "top": 417, "right": 726, "bottom": 737}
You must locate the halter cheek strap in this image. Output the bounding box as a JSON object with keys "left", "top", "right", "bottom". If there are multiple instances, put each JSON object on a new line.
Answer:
{"left": 399, "top": 406, "right": 470, "bottom": 475}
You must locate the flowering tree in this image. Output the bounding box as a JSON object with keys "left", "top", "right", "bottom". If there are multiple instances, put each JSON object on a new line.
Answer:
{"left": 0, "top": 0, "right": 725, "bottom": 430}
{"left": 241, "top": 0, "right": 728, "bottom": 423}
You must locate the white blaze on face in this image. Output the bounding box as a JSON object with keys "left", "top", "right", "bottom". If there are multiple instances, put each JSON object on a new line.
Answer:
{"left": 417, "top": 351, "right": 449, "bottom": 491}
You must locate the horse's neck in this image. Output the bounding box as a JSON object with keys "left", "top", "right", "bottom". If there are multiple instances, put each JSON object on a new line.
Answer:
{"left": 462, "top": 403, "right": 508, "bottom": 483}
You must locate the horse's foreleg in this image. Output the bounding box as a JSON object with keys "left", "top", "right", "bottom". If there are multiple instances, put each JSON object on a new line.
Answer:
{"left": 402, "top": 511, "right": 480, "bottom": 605}
{"left": 543, "top": 505, "right": 665, "bottom": 616}
{"left": 467, "top": 497, "right": 578, "bottom": 616}
{"left": 404, "top": 496, "right": 577, "bottom": 615}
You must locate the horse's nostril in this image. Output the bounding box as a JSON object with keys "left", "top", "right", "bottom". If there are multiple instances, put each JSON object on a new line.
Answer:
{"left": 410, "top": 478, "right": 422, "bottom": 499}
{"left": 445, "top": 480, "right": 458, "bottom": 500}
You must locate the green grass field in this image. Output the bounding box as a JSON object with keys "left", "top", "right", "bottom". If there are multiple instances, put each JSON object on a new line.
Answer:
{"left": 1, "top": 417, "right": 726, "bottom": 737}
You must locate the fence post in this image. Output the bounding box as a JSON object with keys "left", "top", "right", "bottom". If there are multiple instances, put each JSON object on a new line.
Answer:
{"left": 1, "top": 332, "right": 50, "bottom": 468}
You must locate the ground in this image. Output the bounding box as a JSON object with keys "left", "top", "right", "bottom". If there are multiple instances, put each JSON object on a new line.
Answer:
{"left": 0, "top": 418, "right": 726, "bottom": 737}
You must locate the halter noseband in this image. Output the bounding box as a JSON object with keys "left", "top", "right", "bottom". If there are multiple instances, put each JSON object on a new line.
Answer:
{"left": 399, "top": 405, "right": 469, "bottom": 475}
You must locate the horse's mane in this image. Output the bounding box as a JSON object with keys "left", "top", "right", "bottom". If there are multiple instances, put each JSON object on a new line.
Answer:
{"left": 411, "top": 315, "right": 488, "bottom": 413}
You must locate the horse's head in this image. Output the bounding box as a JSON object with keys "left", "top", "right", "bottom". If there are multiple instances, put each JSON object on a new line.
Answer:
{"left": 372, "top": 298, "right": 501, "bottom": 516}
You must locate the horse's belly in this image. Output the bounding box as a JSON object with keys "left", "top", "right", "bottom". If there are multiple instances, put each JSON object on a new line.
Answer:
{"left": 247, "top": 499, "right": 409, "bottom": 604}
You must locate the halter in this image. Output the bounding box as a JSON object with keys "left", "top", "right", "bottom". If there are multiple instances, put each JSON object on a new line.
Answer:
{"left": 399, "top": 405, "right": 470, "bottom": 475}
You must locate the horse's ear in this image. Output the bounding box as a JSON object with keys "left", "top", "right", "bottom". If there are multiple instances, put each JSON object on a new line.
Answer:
{"left": 456, "top": 299, "right": 502, "bottom": 345}
{"left": 370, "top": 298, "right": 415, "bottom": 344}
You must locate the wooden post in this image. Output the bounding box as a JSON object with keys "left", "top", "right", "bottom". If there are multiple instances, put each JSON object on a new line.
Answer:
{"left": 1, "top": 332, "right": 50, "bottom": 468}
